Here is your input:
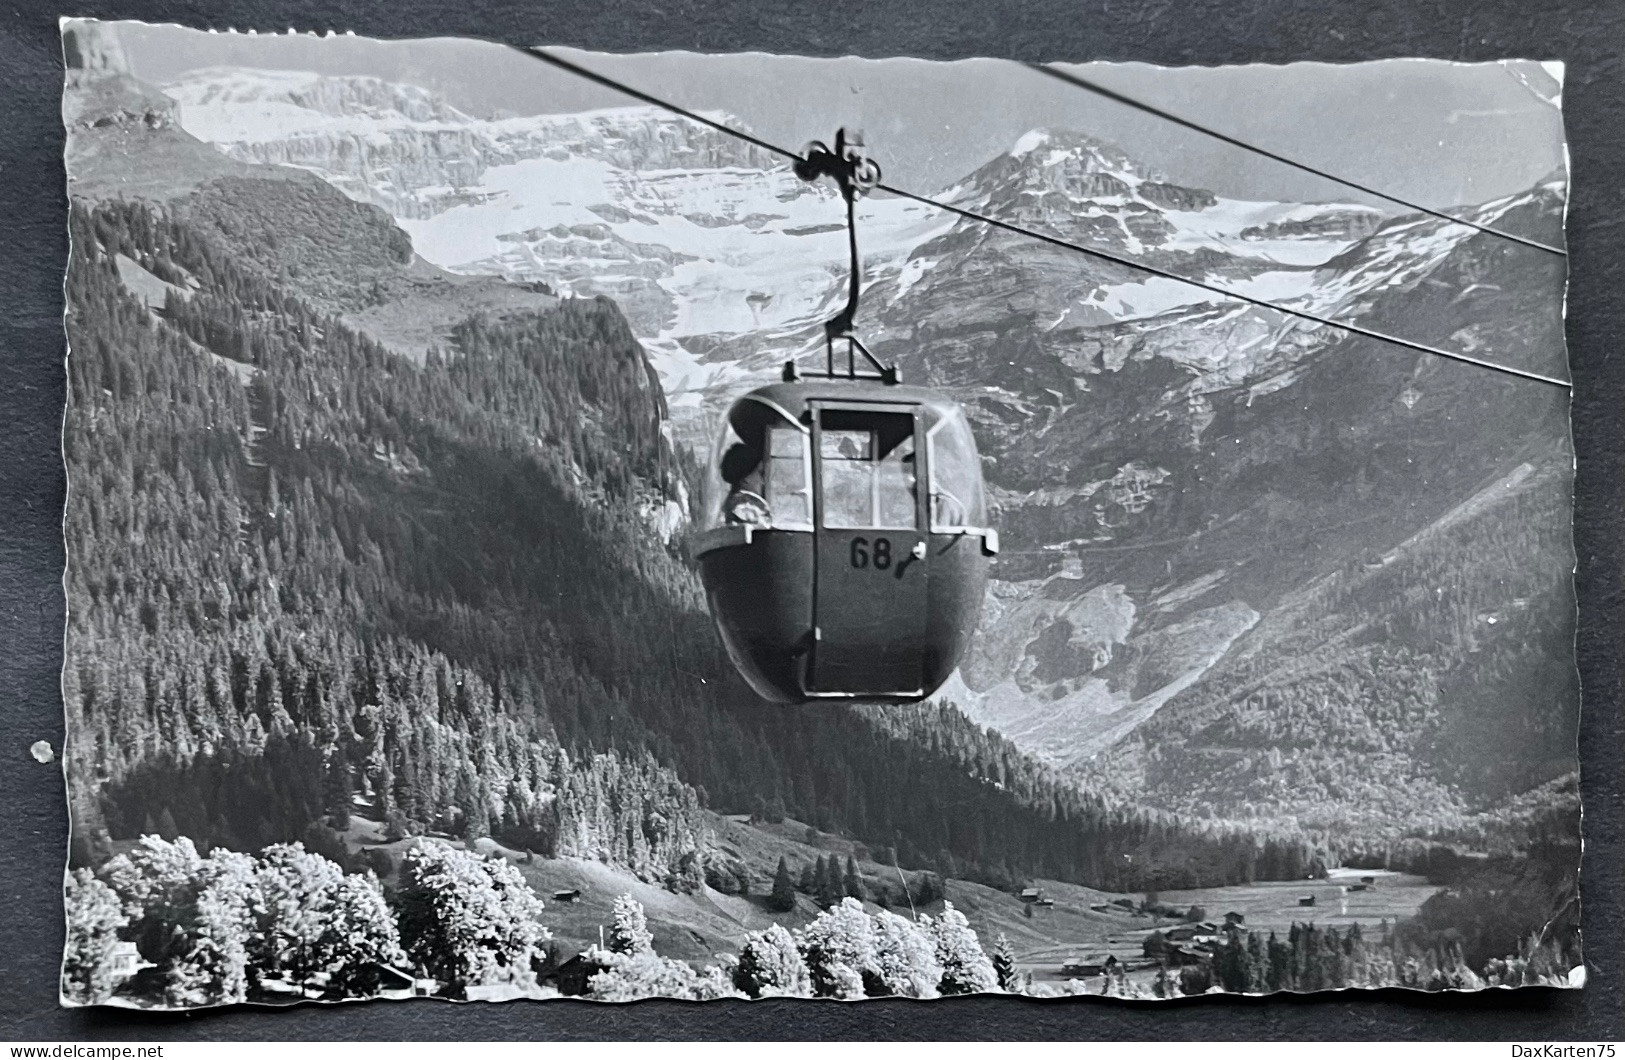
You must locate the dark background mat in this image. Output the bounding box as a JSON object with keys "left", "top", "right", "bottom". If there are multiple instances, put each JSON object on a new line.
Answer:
{"left": 3, "top": 0, "right": 1619, "bottom": 1041}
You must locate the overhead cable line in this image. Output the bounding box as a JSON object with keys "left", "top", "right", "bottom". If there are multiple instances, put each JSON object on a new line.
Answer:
{"left": 1026, "top": 62, "right": 1567, "bottom": 258}
{"left": 513, "top": 45, "right": 1571, "bottom": 390}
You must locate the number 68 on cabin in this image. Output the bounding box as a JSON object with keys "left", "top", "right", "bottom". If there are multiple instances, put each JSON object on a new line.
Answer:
{"left": 688, "top": 380, "right": 997, "bottom": 705}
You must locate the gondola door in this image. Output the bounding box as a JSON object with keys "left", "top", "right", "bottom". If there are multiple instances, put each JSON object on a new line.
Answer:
{"left": 809, "top": 402, "right": 930, "bottom": 697}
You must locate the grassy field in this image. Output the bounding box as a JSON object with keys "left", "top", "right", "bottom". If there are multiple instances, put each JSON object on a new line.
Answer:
{"left": 1002, "top": 867, "right": 1439, "bottom": 987}
{"left": 1153, "top": 868, "right": 1436, "bottom": 934}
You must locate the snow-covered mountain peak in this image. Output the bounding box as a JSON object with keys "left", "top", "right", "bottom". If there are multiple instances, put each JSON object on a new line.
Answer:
{"left": 1008, "top": 127, "right": 1148, "bottom": 175}
{"left": 964, "top": 128, "right": 1159, "bottom": 207}
{"left": 925, "top": 125, "right": 1385, "bottom": 271}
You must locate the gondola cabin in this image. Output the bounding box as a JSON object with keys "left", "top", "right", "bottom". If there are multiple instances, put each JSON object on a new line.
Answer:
{"left": 689, "top": 379, "right": 997, "bottom": 704}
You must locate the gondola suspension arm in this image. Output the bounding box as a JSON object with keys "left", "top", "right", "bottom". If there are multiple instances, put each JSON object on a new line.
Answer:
{"left": 788, "top": 129, "right": 898, "bottom": 384}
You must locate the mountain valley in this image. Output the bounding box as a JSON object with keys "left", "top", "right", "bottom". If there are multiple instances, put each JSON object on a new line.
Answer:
{"left": 65, "top": 40, "right": 1579, "bottom": 872}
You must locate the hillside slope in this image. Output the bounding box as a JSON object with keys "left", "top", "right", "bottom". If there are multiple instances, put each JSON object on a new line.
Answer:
{"left": 65, "top": 67, "right": 560, "bottom": 364}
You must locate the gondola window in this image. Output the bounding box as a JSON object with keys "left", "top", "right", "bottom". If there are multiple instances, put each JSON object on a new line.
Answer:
{"left": 819, "top": 414, "right": 918, "bottom": 530}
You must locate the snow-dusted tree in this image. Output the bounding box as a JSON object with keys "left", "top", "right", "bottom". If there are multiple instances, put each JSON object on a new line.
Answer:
{"left": 102, "top": 834, "right": 209, "bottom": 961}
{"left": 254, "top": 842, "right": 345, "bottom": 985}
{"left": 61, "top": 869, "right": 128, "bottom": 1005}
{"left": 991, "top": 932, "right": 1021, "bottom": 993}
{"left": 733, "top": 923, "right": 812, "bottom": 998}
{"left": 396, "top": 842, "right": 549, "bottom": 995}
{"left": 606, "top": 893, "right": 654, "bottom": 956}
{"left": 587, "top": 895, "right": 742, "bottom": 1001}
{"left": 101, "top": 837, "right": 260, "bottom": 1007}
{"left": 254, "top": 842, "right": 406, "bottom": 997}
{"left": 869, "top": 910, "right": 941, "bottom": 998}
{"left": 1026, "top": 978, "right": 1092, "bottom": 998}
{"left": 324, "top": 871, "right": 408, "bottom": 994}
{"left": 824, "top": 962, "right": 866, "bottom": 999}
{"left": 931, "top": 902, "right": 998, "bottom": 995}
{"left": 588, "top": 949, "right": 742, "bottom": 1001}
{"left": 798, "top": 897, "right": 878, "bottom": 999}
{"left": 692, "top": 963, "right": 743, "bottom": 1000}
{"left": 166, "top": 849, "right": 259, "bottom": 1007}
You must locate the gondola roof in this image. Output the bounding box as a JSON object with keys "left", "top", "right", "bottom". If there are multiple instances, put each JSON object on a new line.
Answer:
{"left": 729, "top": 380, "right": 966, "bottom": 430}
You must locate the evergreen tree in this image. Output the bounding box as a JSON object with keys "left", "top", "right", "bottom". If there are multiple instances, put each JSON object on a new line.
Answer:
{"left": 821, "top": 855, "right": 848, "bottom": 908}
{"left": 1267, "top": 931, "right": 1292, "bottom": 992}
{"left": 1245, "top": 931, "right": 1270, "bottom": 993}
{"left": 991, "top": 932, "right": 1020, "bottom": 992}
{"left": 767, "top": 856, "right": 796, "bottom": 913}
{"left": 1215, "top": 933, "right": 1249, "bottom": 993}
{"left": 844, "top": 855, "right": 863, "bottom": 901}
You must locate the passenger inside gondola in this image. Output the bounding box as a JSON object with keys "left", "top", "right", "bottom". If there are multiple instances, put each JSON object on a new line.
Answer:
{"left": 931, "top": 482, "right": 968, "bottom": 527}
{"left": 720, "top": 441, "right": 771, "bottom": 527}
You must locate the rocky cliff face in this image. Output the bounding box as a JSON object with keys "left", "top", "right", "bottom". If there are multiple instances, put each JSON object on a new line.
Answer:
{"left": 62, "top": 19, "right": 131, "bottom": 80}
{"left": 62, "top": 20, "right": 175, "bottom": 134}
{"left": 165, "top": 69, "right": 784, "bottom": 219}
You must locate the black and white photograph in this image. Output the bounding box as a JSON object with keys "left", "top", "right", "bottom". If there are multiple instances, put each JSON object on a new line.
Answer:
{"left": 57, "top": 17, "right": 1581, "bottom": 1009}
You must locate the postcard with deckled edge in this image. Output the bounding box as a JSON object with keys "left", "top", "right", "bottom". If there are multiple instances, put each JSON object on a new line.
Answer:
{"left": 59, "top": 18, "right": 1579, "bottom": 1008}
